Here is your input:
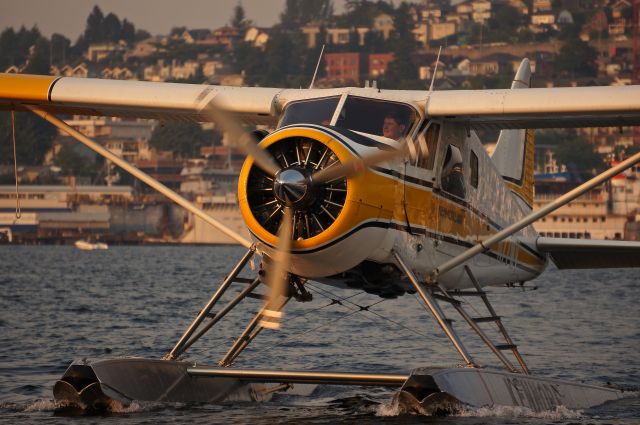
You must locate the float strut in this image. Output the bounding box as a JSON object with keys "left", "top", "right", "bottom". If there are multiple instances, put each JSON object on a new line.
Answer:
{"left": 174, "top": 277, "right": 262, "bottom": 359}
{"left": 167, "top": 247, "right": 256, "bottom": 360}
{"left": 394, "top": 252, "right": 476, "bottom": 368}
{"left": 219, "top": 296, "right": 291, "bottom": 367}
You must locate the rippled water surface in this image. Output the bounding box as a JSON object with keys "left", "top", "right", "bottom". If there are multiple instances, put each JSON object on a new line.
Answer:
{"left": 1, "top": 245, "right": 638, "bottom": 424}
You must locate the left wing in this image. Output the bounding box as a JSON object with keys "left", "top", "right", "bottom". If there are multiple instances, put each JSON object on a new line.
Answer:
{"left": 536, "top": 237, "right": 640, "bottom": 269}
{"left": 426, "top": 85, "right": 640, "bottom": 129}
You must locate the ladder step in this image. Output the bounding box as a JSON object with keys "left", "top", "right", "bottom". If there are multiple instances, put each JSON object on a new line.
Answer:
{"left": 495, "top": 344, "right": 517, "bottom": 350}
{"left": 233, "top": 277, "right": 256, "bottom": 284}
{"left": 449, "top": 290, "right": 487, "bottom": 297}
{"left": 245, "top": 293, "right": 266, "bottom": 301}
{"left": 472, "top": 316, "right": 501, "bottom": 323}
{"left": 432, "top": 293, "right": 461, "bottom": 305}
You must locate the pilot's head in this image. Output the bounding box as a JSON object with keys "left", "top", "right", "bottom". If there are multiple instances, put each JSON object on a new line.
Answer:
{"left": 382, "top": 111, "right": 407, "bottom": 140}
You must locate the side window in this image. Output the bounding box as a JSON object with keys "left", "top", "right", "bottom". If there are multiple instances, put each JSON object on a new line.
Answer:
{"left": 470, "top": 151, "right": 479, "bottom": 189}
{"left": 415, "top": 122, "right": 440, "bottom": 170}
{"left": 441, "top": 145, "right": 466, "bottom": 199}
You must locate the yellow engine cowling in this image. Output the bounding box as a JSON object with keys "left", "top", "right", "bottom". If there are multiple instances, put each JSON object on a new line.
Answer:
{"left": 237, "top": 126, "right": 398, "bottom": 278}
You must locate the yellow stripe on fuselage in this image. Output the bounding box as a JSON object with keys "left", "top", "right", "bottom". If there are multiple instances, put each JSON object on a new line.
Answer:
{"left": 0, "top": 73, "right": 57, "bottom": 103}
{"left": 402, "top": 179, "right": 544, "bottom": 270}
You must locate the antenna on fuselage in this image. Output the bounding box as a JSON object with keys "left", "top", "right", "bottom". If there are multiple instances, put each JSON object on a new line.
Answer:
{"left": 428, "top": 46, "right": 443, "bottom": 93}
{"left": 309, "top": 44, "right": 326, "bottom": 89}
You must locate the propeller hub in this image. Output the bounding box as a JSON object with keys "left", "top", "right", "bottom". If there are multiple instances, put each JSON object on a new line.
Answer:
{"left": 273, "top": 168, "right": 311, "bottom": 207}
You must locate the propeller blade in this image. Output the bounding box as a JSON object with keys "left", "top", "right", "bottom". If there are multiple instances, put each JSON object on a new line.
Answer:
{"left": 259, "top": 207, "right": 294, "bottom": 330}
{"left": 312, "top": 139, "right": 410, "bottom": 184}
{"left": 199, "top": 98, "right": 280, "bottom": 177}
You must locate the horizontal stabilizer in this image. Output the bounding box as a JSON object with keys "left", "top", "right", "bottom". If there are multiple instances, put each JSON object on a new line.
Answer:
{"left": 536, "top": 237, "right": 640, "bottom": 269}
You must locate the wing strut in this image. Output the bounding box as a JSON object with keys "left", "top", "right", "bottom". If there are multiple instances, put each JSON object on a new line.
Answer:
{"left": 25, "top": 105, "right": 252, "bottom": 248}
{"left": 430, "top": 150, "right": 640, "bottom": 281}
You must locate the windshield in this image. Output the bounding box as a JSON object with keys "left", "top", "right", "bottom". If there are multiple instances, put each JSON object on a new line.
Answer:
{"left": 278, "top": 96, "right": 340, "bottom": 128}
{"left": 335, "top": 96, "right": 416, "bottom": 140}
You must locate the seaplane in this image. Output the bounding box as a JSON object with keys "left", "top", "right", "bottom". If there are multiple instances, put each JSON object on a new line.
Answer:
{"left": 2, "top": 58, "right": 640, "bottom": 415}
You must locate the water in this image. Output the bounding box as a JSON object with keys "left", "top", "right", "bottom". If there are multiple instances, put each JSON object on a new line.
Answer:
{"left": 0, "top": 245, "right": 638, "bottom": 423}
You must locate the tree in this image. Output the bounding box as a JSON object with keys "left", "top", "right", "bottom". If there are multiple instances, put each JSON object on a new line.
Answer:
{"left": 74, "top": 6, "right": 137, "bottom": 51}
{"left": 23, "top": 37, "right": 51, "bottom": 74}
{"left": 170, "top": 26, "right": 187, "bottom": 37}
{"left": 121, "top": 19, "right": 136, "bottom": 44}
{"left": 280, "top": 0, "right": 333, "bottom": 27}
{"left": 341, "top": 0, "right": 394, "bottom": 27}
{"left": 0, "top": 27, "right": 18, "bottom": 70}
{"left": 102, "top": 13, "right": 122, "bottom": 43}
{"left": 134, "top": 29, "right": 151, "bottom": 42}
{"left": 0, "top": 26, "right": 45, "bottom": 70}
{"left": 554, "top": 136, "right": 604, "bottom": 176}
{"left": 262, "top": 31, "right": 301, "bottom": 86}
{"left": 54, "top": 144, "right": 96, "bottom": 178}
{"left": 84, "top": 5, "right": 105, "bottom": 45}
{"left": 51, "top": 33, "right": 71, "bottom": 65}
{"left": 554, "top": 38, "right": 598, "bottom": 77}
{"left": 149, "top": 122, "right": 210, "bottom": 158}
{"left": 536, "top": 129, "right": 567, "bottom": 146}
{"left": 231, "top": 2, "right": 249, "bottom": 29}
{"left": 485, "top": 4, "right": 522, "bottom": 42}
{"left": 0, "top": 112, "right": 57, "bottom": 166}
{"left": 363, "top": 29, "right": 385, "bottom": 52}
{"left": 236, "top": 28, "right": 309, "bottom": 87}
{"left": 465, "top": 75, "right": 513, "bottom": 90}
{"left": 383, "top": 3, "right": 420, "bottom": 89}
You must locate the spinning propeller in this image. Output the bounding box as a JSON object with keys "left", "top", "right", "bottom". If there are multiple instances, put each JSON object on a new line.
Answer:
{"left": 200, "top": 96, "right": 416, "bottom": 330}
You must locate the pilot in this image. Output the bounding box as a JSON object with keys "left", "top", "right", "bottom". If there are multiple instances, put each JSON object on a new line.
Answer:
{"left": 441, "top": 145, "right": 466, "bottom": 199}
{"left": 382, "top": 111, "right": 408, "bottom": 140}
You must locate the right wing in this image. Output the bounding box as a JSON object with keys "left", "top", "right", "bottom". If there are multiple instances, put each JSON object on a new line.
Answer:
{"left": 0, "top": 73, "right": 284, "bottom": 125}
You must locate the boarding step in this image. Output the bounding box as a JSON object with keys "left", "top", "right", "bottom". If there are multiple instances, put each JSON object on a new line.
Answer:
{"left": 449, "top": 290, "right": 487, "bottom": 297}
{"left": 432, "top": 293, "right": 461, "bottom": 305}
{"left": 471, "top": 316, "right": 501, "bottom": 323}
{"left": 494, "top": 344, "right": 517, "bottom": 350}
{"left": 232, "top": 277, "right": 256, "bottom": 284}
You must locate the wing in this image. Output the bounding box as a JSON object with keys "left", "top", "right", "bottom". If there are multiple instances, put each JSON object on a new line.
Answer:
{"left": 3, "top": 73, "right": 640, "bottom": 129}
{"left": 0, "top": 73, "right": 284, "bottom": 125}
{"left": 426, "top": 85, "right": 640, "bottom": 129}
{"left": 536, "top": 237, "right": 640, "bottom": 269}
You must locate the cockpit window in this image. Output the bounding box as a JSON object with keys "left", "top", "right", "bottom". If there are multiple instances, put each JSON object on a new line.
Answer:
{"left": 278, "top": 96, "right": 340, "bottom": 128}
{"left": 335, "top": 96, "right": 416, "bottom": 140}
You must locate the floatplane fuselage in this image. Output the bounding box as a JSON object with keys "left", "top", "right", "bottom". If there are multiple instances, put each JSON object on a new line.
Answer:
{"left": 239, "top": 119, "right": 546, "bottom": 297}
